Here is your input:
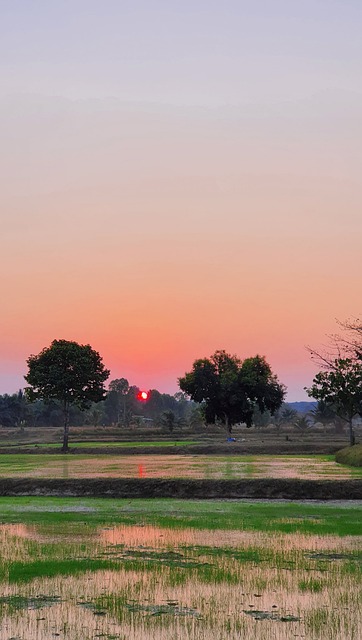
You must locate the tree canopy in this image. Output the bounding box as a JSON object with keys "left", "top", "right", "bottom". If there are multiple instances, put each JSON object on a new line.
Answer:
{"left": 306, "top": 357, "right": 362, "bottom": 446}
{"left": 178, "top": 350, "right": 286, "bottom": 432}
{"left": 25, "top": 339, "right": 110, "bottom": 451}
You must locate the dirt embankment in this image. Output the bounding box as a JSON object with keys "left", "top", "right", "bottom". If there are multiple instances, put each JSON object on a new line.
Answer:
{"left": 0, "top": 443, "right": 344, "bottom": 455}
{"left": 0, "top": 478, "right": 360, "bottom": 500}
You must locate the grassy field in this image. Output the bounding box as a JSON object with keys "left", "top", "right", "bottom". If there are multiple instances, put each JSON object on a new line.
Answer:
{"left": 0, "top": 496, "right": 361, "bottom": 535}
{"left": 12, "top": 440, "right": 199, "bottom": 449}
{"left": 0, "top": 498, "right": 360, "bottom": 639}
{"left": 0, "top": 425, "right": 354, "bottom": 455}
{"left": 0, "top": 452, "right": 361, "bottom": 480}
{"left": 0, "top": 442, "right": 360, "bottom": 638}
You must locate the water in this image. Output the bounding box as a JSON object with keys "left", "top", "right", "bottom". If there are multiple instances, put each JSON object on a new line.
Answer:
{"left": 0, "top": 517, "right": 360, "bottom": 639}
{"left": 0, "top": 454, "right": 360, "bottom": 479}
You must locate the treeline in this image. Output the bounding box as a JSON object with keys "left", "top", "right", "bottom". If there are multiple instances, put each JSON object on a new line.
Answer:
{"left": 0, "top": 384, "right": 200, "bottom": 431}
{"left": 0, "top": 388, "right": 344, "bottom": 436}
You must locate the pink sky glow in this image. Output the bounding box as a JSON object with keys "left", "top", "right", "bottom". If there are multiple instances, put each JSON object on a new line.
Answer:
{"left": 1, "top": 2, "right": 361, "bottom": 401}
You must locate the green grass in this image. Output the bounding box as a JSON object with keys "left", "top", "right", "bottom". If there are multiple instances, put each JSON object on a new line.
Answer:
{"left": 298, "top": 578, "right": 324, "bottom": 592}
{"left": 8, "top": 558, "right": 123, "bottom": 583}
{"left": 0, "top": 497, "right": 361, "bottom": 536}
{"left": 336, "top": 443, "right": 362, "bottom": 467}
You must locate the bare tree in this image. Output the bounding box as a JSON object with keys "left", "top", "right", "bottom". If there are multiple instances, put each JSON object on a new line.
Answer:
{"left": 308, "top": 317, "right": 362, "bottom": 370}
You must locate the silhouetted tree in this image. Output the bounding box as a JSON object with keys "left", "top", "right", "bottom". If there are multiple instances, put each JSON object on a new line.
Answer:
{"left": 108, "top": 378, "right": 130, "bottom": 425}
{"left": 179, "top": 350, "right": 286, "bottom": 434}
{"left": 25, "top": 339, "right": 109, "bottom": 451}
{"left": 0, "top": 391, "right": 30, "bottom": 428}
{"left": 306, "top": 357, "right": 362, "bottom": 446}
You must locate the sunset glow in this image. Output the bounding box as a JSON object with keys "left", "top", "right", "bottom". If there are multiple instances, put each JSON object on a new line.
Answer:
{"left": 1, "top": 2, "right": 361, "bottom": 400}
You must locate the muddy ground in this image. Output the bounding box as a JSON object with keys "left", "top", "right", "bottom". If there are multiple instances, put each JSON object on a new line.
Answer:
{"left": 0, "top": 478, "right": 360, "bottom": 500}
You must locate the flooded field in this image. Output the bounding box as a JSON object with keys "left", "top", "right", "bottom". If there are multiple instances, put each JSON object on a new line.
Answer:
{"left": 0, "top": 453, "right": 361, "bottom": 480}
{"left": 0, "top": 498, "right": 361, "bottom": 640}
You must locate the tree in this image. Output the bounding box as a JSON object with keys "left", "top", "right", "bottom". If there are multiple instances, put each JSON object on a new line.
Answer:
{"left": 25, "top": 339, "right": 110, "bottom": 451}
{"left": 273, "top": 404, "right": 298, "bottom": 433}
{"left": 178, "top": 350, "right": 285, "bottom": 434}
{"left": 336, "top": 318, "right": 362, "bottom": 360}
{"left": 306, "top": 358, "right": 362, "bottom": 446}
{"left": 252, "top": 406, "right": 272, "bottom": 428}
{"left": 310, "top": 400, "right": 337, "bottom": 430}
{"left": 0, "top": 390, "right": 30, "bottom": 429}
{"left": 160, "top": 409, "right": 176, "bottom": 433}
{"left": 108, "top": 378, "right": 130, "bottom": 425}
{"left": 308, "top": 317, "right": 362, "bottom": 369}
{"left": 293, "top": 415, "right": 313, "bottom": 436}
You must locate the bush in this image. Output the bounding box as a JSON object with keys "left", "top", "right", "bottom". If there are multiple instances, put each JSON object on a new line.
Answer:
{"left": 335, "top": 444, "right": 362, "bottom": 467}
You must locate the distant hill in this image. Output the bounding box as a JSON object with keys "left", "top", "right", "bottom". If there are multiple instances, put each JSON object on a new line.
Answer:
{"left": 287, "top": 401, "right": 317, "bottom": 414}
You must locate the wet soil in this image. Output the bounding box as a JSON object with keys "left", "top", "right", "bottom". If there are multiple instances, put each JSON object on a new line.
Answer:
{"left": 0, "top": 477, "right": 360, "bottom": 499}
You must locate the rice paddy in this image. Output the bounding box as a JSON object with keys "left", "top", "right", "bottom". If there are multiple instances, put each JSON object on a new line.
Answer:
{"left": 0, "top": 453, "right": 361, "bottom": 479}
{"left": 0, "top": 498, "right": 360, "bottom": 639}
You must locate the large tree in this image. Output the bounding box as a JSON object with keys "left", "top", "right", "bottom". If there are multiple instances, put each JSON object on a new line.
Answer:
{"left": 306, "top": 357, "right": 362, "bottom": 446}
{"left": 178, "top": 350, "right": 285, "bottom": 433}
{"left": 25, "top": 339, "right": 110, "bottom": 451}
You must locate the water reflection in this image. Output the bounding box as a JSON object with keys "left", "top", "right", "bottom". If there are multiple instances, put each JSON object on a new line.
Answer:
{"left": 98, "top": 523, "right": 362, "bottom": 552}
{"left": 0, "top": 454, "right": 359, "bottom": 479}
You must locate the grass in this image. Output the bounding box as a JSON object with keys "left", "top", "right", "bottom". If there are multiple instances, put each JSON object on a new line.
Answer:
{"left": 0, "top": 497, "right": 361, "bottom": 536}
{"left": 336, "top": 443, "right": 362, "bottom": 467}
{"left": 298, "top": 578, "right": 324, "bottom": 592}
{"left": 7, "top": 558, "right": 124, "bottom": 583}
{"left": 20, "top": 440, "right": 199, "bottom": 449}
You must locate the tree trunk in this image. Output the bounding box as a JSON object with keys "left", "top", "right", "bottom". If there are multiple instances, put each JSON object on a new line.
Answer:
{"left": 62, "top": 401, "right": 70, "bottom": 452}
{"left": 225, "top": 415, "right": 232, "bottom": 435}
{"left": 348, "top": 418, "right": 355, "bottom": 446}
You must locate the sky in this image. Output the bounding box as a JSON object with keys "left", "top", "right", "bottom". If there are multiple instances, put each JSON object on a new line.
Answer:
{"left": 1, "top": 1, "right": 361, "bottom": 401}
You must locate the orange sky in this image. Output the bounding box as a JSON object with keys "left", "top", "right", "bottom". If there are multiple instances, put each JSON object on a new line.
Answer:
{"left": 1, "top": 3, "right": 361, "bottom": 400}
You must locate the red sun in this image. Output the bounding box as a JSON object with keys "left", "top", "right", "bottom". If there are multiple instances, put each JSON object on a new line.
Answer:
{"left": 137, "top": 390, "right": 149, "bottom": 402}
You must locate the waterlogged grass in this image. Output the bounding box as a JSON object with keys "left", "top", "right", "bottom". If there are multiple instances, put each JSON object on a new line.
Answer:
{"left": 0, "top": 504, "right": 360, "bottom": 640}
{"left": 0, "top": 453, "right": 361, "bottom": 479}
{"left": 298, "top": 578, "right": 324, "bottom": 592}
